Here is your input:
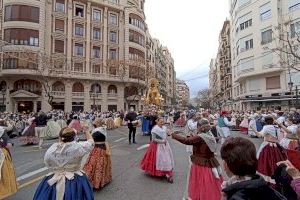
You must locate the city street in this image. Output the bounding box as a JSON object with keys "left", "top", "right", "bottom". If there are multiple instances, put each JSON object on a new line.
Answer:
{"left": 6, "top": 127, "right": 262, "bottom": 200}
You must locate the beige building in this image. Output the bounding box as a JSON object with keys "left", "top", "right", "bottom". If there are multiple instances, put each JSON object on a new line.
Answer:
{"left": 153, "top": 39, "right": 176, "bottom": 108}
{"left": 210, "top": 20, "right": 232, "bottom": 110}
{"left": 230, "top": 0, "right": 300, "bottom": 111}
{"left": 0, "top": 0, "right": 174, "bottom": 113}
{"left": 176, "top": 79, "right": 189, "bottom": 108}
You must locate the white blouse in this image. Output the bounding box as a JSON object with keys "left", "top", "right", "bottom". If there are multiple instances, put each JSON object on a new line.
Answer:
{"left": 44, "top": 139, "right": 94, "bottom": 172}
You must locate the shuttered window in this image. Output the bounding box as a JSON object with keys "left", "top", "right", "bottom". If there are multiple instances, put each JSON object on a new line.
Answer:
{"left": 54, "top": 40, "right": 64, "bottom": 53}
{"left": 266, "top": 76, "right": 280, "bottom": 90}
{"left": 55, "top": 19, "right": 64, "bottom": 32}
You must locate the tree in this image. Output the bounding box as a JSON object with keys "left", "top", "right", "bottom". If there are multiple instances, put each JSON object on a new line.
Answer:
{"left": 195, "top": 88, "right": 211, "bottom": 109}
{"left": 106, "top": 58, "right": 153, "bottom": 111}
{"left": 264, "top": 18, "right": 300, "bottom": 72}
{"left": 0, "top": 40, "right": 60, "bottom": 109}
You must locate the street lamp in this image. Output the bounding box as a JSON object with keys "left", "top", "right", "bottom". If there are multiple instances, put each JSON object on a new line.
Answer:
{"left": 89, "top": 89, "right": 99, "bottom": 111}
{"left": 1, "top": 87, "right": 6, "bottom": 112}
{"left": 288, "top": 80, "right": 294, "bottom": 109}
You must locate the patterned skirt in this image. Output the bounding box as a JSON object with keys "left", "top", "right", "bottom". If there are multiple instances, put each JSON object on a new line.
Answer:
{"left": 0, "top": 148, "right": 18, "bottom": 199}
{"left": 20, "top": 124, "right": 38, "bottom": 145}
{"left": 83, "top": 148, "right": 112, "bottom": 189}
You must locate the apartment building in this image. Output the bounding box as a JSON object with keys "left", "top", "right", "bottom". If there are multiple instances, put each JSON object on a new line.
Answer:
{"left": 153, "top": 39, "right": 176, "bottom": 107}
{"left": 0, "top": 0, "right": 175, "bottom": 113}
{"left": 176, "top": 79, "right": 190, "bottom": 108}
{"left": 230, "top": 0, "right": 300, "bottom": 111}
{"left": 211, "top": 20, "right": 233, "bottom": 110}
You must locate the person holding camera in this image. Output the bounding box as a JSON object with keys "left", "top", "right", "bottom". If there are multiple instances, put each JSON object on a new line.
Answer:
{"left": 125, "top": 107, "right": 138, "bottom": 144}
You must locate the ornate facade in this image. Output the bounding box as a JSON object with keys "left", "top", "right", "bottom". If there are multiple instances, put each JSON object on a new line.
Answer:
{"left": 0, "top": 0, "right": 173, "bottom": 113}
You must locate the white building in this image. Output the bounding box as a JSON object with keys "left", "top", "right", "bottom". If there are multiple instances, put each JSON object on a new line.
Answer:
{"left": 230, "top": 0, "right": 300, "bottom": 111}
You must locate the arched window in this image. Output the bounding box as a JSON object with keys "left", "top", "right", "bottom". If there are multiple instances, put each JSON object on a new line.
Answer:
{"left": 0, "top": 81, "right": 7, "bottom": 91}
{"left": 72, "top": 82, "right": 84, "bottom": 92}
{"left": 52, "top": 81, "right": 65, "bottom": 91}
{"left": 91, "top": 83, "right": 101, "bottom": 93}
{"left": 14, "top": 79, "right": 42, "bottom": 94}
{"left": 108, "top": 85, "right": 117, "bottom": 94}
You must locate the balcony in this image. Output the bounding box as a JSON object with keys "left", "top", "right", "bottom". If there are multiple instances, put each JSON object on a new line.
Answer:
{"left": 107, "top": 93, "right": 118, "bottom": 100}
{"left": 72, "top": 92, "right": 84, "bottom": 97}
{"left": 51, "top": 91, "right": 65, "bottom": 97}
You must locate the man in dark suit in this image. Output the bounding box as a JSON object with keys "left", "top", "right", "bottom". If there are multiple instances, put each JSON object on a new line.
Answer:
{"left": 125, "top": 107, "right": 138, "bottom": 144}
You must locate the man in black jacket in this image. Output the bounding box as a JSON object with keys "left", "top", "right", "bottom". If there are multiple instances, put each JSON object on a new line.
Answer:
{"left": 125, "top": 107, "right": 138, "bottom": 144}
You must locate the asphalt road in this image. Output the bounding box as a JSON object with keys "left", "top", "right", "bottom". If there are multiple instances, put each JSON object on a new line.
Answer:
{"left": 6, "top": 127, "right": 262, "bottom": 200}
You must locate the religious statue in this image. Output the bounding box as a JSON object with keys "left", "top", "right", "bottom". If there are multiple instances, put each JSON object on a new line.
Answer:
{"left": 144, "top": 78, "right": 162, "bottom": 106}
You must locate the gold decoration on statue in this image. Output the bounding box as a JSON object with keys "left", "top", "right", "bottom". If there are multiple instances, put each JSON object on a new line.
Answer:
{"left": 142, "top": 78, "right": 163, "bottom": 106}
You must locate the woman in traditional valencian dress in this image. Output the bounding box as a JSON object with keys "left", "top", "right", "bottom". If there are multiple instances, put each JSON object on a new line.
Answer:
{"left": 252, "top": 116, "right": 287, "bottom": 184}
{"left": 20, "top": 116, "right": 39, "bottom": 145}
{"left": 140, "top": 117, "right": 174, "bottom": 183}
{"left": 83, "top": 118, "right": 112, "bottom": 189}
{"left": 106, "top": 117, "right": 116, "bottom": 130}
{"left": 172, "top": 119, "right": 223, "bottom": 200}
{"left": 68, "top": 115, "right": 82, "bottom": 133}
{"left": 33, "top": 127, "right": 94, "bottom": 200}
{"left": 0, "top": 127, "right": 18, "bottom": 199}
{"left": 278, "top": 115, "right": 300, "bottom": 150}
{"left": 175, "top": 112, "right": 186, "bottom": 127}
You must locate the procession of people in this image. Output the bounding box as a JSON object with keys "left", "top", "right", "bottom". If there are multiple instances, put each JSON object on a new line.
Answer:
{"left": 1, "top": 106, "right": 300, "bottom": 199}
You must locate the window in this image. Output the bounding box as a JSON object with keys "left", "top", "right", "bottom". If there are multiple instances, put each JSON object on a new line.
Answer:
{"left": 55, "top": 40, "right": 64, "bottom": 53}
{"left": 4, "top": 28, "right": 39, "bottom": 46}
{"left": 109, "top": 49, "right": 117, "bottom": 60}
{"left": 129, "top": 14, "right": 145, "bottom": 31}
{"left": 261, "top": 29, "right": 272, "bottom": 44}
{"left": 74, "top": 63, "right": 84, "bottom": 72}
{"left": 129, "top": 47, "right": 145, "bottom": 62}
{"left": 92, "top": 64, "right": 101, "bottom": 73}
{"left": 55, "top": 0, "right": 65, "bottom": 12}
{"left": 55, "top": 19, "right": 64, "bottom": 32}
{"left": 74, "top": 43, "right": 83, "bottom": 56}
{"left": 93, "top": 28, "right": 101, "bottom": 40}
{"left": 109, "top": 31, "right": 117, "bottom": 43}
{"left": 75, "top": 5, "right": 84, "bottom": 17}
{"left": 129, "top": 30, "right": 145, "bottom": 46}
{"left": 75, "top": 24, "right": 84, "bottom": 36}
{"left": 109, "top": 13, "right": 117, "bottom": 25}
{"left": 109, "top": 0, "right": 118, "bottom": 4}
{"left": 291, "top": 21, "right": 300, "bottom": 38}
{"left": 238, "top": 56, "right": 254, "bottom": 72}
{"left": 238, "top": 0, "right": 251, "bottom": 7}
{"left": 266, "top": 76, "right": 280, "bottom": 90}
{"left": 93, "top": 9, "right": 101, "bottom": 21}
{"left": 5, "top": 5, "right": 39, "bottom": 23}
{"left": 289, "top": 0, "right": 300, "bottom": 11}
{"left": 245, "top": 39, "right": 253, "bottom": 50}
{"left": 262, "top": 52, "right": 273, "bottom": 67}
{"left": 240, "top": 19, "right": 252, "bottom": 30}
{"left": 93, "top": 47, "right": 101, "bottom": 58}
{"left": 260, "top": 2, "right": 271, "bottom": 21}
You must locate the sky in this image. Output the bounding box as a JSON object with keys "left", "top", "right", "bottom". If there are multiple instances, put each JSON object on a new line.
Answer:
{"left": 144, "top": 0, "right": 230, "bottom": 97}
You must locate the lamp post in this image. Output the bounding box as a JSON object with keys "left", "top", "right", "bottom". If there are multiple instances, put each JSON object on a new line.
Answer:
{"left": 288, "top": 80, "right": 294, "bottom": 110}
{"left": 89, "top": 89, "right": 99, "bottom": 111}
{"left": 1, "top": 88, "right": 5, "bottom": 112}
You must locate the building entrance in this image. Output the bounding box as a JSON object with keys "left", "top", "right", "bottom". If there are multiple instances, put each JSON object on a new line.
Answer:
{"left": 18, "top": 101, "right": 33, "bottom": 113}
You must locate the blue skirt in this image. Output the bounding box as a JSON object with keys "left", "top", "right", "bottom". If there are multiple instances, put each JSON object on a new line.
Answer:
{"left": 33, "top": 174, "right": 94, "bottom": 200}
{"left": 141, "top": 118, "right": 150, "bottom": 134}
